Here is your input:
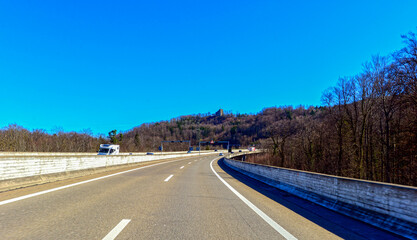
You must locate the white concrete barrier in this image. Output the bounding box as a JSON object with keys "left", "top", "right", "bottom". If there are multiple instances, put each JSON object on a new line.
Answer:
{"left": 224, "top": 158, "right": 417, "bottom": 239}
{"left": 0, "top": 150, "right": 220, "bottom": 156}
{"left": 0, "top": 151, "right": 222, "bottom": 191}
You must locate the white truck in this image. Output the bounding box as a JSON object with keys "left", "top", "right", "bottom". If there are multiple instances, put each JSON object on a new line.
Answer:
{"left": 98, "top": 144, "right": 120, "bottom": 155}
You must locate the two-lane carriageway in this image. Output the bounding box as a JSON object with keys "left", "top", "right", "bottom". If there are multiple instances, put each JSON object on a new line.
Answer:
{"left": 0, "top": 155, "right": 402, "bottom": 239}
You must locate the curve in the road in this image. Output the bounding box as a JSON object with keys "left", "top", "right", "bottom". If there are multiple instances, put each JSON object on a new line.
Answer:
{"left": 210, "top": 158, "right": 297, "bottom": 240}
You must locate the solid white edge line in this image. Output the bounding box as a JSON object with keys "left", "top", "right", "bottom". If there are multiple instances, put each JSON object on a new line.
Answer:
{"left": 180, "top": 166, "right": 185, "bottom": 169}
{"left": 0, "top": 158, "right": 187, "bottom": 206}
{"left": 102, "top": 219, "right": 131, "bottom": 240}
{"left": 188, "top": 162, "right": 191, "bottom": 164}
{"left": 164, "top": 174, "right": 174, "bottom": 182}
{"left": 210, "top": 159, "right": 297, "bottom": 240}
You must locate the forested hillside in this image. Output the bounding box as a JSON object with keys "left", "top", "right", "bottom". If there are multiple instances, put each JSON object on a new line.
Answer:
{"left": 1, "top": 30, "right": 416, "bottom": 186}
{"left": 119, "top": 106, "right": 320, "bottom": 152}
{"left": 246, "top": 31, "right": 417, "bottom": 186}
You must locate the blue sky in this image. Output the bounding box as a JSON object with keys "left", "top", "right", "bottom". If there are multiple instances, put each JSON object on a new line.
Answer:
{"left": 1, "top": 0, "right": 416, "bottom": 135}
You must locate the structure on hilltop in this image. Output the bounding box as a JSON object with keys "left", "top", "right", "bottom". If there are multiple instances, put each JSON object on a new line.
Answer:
{"left": 215, "top": 109, "right": 224, "bottom": 117}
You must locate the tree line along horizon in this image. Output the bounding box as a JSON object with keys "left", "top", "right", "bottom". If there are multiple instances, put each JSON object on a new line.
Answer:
{"left": 1, "top": 29, "right": 417, "bottom": 187}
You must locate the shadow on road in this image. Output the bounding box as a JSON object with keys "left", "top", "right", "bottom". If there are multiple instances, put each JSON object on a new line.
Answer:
{"left": 217, "top": 158, "right": 406, "bottom": 240}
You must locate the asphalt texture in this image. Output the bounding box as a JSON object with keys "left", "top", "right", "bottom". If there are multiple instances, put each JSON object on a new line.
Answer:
{"left": 0, "top": 155, "right": 405, "bottom": 240}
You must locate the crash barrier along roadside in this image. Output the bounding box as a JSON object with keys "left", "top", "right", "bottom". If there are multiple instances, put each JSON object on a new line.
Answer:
{"left": 223, "top": 156, "right": 417, "bottom": 239}
{"left": 0, "top": 151, "right": 223, "bottom": 191}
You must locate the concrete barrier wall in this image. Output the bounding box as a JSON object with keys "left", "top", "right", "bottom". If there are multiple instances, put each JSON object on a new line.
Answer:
{"left": 0, "top": 150, "right": 220, "bottom": 156}
{"left": 0, "top": 151, "right": 221, "bottom": 181}
{"left": 224, "top": 158, "right": 417, "bottom": 239}
{"left": 0, "top": 151, "right": 223, "bottom": 191}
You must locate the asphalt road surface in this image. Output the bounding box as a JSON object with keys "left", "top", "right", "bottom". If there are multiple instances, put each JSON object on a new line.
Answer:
{"left": 0, "top": 155, "right": 403, "bottom": 239}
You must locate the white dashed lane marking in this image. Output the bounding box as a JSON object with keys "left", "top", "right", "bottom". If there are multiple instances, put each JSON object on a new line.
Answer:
{"left": 164, "top": 174, "right": 174, "bottom": 182}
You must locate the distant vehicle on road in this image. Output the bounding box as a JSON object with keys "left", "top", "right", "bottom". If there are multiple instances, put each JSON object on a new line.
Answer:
{"left": 219, "top": 153, "right": 223, "bottom": 156}
{"left": 146, "top": 152, "right": 154, "bottom": 155}
{"left": 248, "top": 147, "right": 256, "bottom": 151}
{"left": 239, "top": 150, "right": 242, "bottom": 152}
{"left": 214, "top": 149, "right": 218, "bottom": 152}
{"left": 98, "top": 144, "right": 120, "bottom": 155}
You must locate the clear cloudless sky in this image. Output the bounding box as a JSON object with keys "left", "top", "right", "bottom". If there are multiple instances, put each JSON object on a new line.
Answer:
{"left": 1, "top": 0, "right": 416, "bottom": 135}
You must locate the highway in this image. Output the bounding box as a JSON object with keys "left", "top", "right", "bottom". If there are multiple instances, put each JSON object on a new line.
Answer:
{"left": 0, "top": 155, "right": 403, "bottom": 240}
